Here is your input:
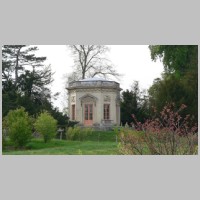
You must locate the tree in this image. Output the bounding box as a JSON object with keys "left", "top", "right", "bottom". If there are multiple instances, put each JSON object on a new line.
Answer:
{"left": 2, "top": 45, "right": 54, "bottom": 117}
{"left": 2, "top": 46, "right": 21, "bottom": 116}
{"left": 50, "top": 107, "right": 69, "bottom": 127}
{"left": 121, "top": 89, "right": 136, "bottom": 125}
{"left": 121, "top": 81, "right": 149, "bottom": 125}
{"left": 2, "top": 45, "right": 25, "bottom": 86}
{"left": 2, "top": 45, "right": 47, "bottom": 86}
{"left": 149, "top": 74, "right": 186, "bottom": 111}
{"left": 34, "top": 111, "right": 57, "bottom": 143}
{"left": 68, "top": 45, "right": 120, "bottom": 81}
{"left": 6, "top": 107, "right": 32, "bottom": 148}
{"left": 148, "top": 45, "right": 198, "bottom": 123}
{"left": 149, "top": 45, "right": 198, "bottom": 75}
{"left": 119, "top": 103, "right": 198, "bottom": 155}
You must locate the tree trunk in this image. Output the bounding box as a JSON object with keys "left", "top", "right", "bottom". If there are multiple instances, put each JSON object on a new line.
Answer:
{"left": 15, "top": 47, "right": 22, "bottom": 86}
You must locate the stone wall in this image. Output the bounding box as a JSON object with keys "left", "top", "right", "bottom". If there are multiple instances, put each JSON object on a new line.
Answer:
{"left": 67, "top": 80, "right": 121, "bottom": 126}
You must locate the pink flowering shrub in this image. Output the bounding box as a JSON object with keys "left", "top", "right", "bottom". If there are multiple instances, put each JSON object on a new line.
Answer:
{"left": 118, "top": 129, "right": 146, "bottom": 155}
{"left": 119, "top": 103, "right": 198, "bottom": 155}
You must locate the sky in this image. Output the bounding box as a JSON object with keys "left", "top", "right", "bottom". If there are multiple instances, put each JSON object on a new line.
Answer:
{"left": 35, "top": 45, "right": 164, "bottom": 111}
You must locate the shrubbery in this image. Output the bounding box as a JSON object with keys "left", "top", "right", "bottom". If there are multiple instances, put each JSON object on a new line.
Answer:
{"left": 2, "top": 129, "right": 7, "bottom": 150}
{"left": 5, "top": 107, "right": 32, "bottom": 148}
{"left": 66, "top": 127, "right": 93, "bottom": 141}
{"left": 2, "top": 118, "right": 7, "bottom": 150}
{"left": 34, "top": 111, "right": 57, "bottom": 143}
{"left": 119, "top": 103, "right": 198, "bottom": 155}
{"left": 118, "top": 129, "right": 145, "bottom": 155}
{"left": 66, "top": 127, "right": 80, "bottom": 140}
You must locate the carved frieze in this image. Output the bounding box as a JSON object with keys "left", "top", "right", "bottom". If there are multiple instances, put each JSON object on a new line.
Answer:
{"left": 82, "top": 96, "right": 94, "bottom": 103}
{"left": 104, "top": 95, "right": 111, "bottom": 102}
{"left": 75, "top": 88, "right": 118, "bottom": 93}
{"left": 71, "top": 96, "right": 75, "bottom": 103}
{"left": 79, "top": 94, "right": 98, "bottom": 106}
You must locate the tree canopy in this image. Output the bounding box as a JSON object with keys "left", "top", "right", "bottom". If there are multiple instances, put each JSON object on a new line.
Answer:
{"left": 121, "top": 81, "right": 149, "bottom": 125}
{"left": 2, "top": 45, "right": 69, "bottom": 127}
{"left": 67, "top": 45, "right": 120, "bottom": 81}
{"left": 148, "top": 45, "right": 198, "bottom": 123}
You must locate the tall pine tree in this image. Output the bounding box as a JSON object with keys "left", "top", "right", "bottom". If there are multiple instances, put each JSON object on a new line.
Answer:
{"left": 2, "top": 45, "right": 53, "bottom": 117}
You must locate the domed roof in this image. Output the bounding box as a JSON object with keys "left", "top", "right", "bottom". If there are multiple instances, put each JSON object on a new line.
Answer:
{"left": 79, "top": 77, "right": 111, "bottom": 82}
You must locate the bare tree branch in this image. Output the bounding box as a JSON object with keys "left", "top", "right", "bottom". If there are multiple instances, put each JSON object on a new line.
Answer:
{"left": 68, "top": 45, "right": 121, "bottom": 81}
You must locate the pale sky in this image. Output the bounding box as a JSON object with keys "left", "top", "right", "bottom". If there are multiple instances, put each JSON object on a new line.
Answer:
{"left": 35, "top": 45, "right": 164, "bottom": 111}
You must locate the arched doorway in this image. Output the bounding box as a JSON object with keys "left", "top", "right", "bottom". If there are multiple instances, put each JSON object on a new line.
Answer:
{"left": 80, "top": 94, "right": 97, "bottom": 126}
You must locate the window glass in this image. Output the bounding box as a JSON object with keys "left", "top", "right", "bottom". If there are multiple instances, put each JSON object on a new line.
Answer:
{"left": 104, "top": 104, "right": 110, "bottom": 120}
{"left": 72, "top": 104, "right": 75, "bottom": 120}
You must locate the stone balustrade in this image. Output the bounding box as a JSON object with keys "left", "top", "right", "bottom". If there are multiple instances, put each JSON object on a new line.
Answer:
{"left": 68, "top": 80, "right": 120, "bottom": 89}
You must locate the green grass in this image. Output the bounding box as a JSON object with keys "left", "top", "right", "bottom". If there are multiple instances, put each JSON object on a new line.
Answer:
{"left": 3, "top": 129, "right": 197, "bottom": 155}
{"left": 2, "top": 131, "right": 119, "bottom": 155}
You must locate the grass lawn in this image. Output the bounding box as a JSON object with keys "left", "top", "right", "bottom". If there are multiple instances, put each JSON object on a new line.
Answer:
{"left": 2, "top": 131, "right": 120, "bottom": 155}
{"left": 3, "top": 129, "right": 197, "bottom": 155}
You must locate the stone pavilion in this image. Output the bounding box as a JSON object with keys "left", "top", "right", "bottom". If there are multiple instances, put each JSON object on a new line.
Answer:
{"left": 67, "top": 77, "right": 121, "bottom": 128}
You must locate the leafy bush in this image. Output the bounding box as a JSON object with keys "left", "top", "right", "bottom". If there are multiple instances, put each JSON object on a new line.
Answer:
{"left": 119, "top": 103, "right": 198, "bottom": 155}
{"left": 2, "top": 118, "right": 7, "bottom": 150}
{"left": 2, "top": 135, "right": 5, "bottom": 150}
{"left": 66, "top": 127, "right": 93, "bottom": 141}
{"left": 2, "top": 131, "right": 6, "bottom": 150}
{"left": 5, "top": 107, "right": 32, "bottom": 148}
{"left": 67, "top": 120, "right": 79, "bottom": 128}
{"left": 34, "top": 111, "right": 57, "bottom": 143}
{"left": 81, "top": 127, "right": 93, "bottom": 140}
{"left": 66, "top": 127, "right": 75, "bottom": 140}
{"left": 118, "top": 128, "right": 146, "bottom": 155}
{"left": 113, "top": 126, "right": 122, "bottom": 135}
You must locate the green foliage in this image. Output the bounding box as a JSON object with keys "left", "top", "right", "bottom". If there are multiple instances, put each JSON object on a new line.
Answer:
{"left": 148, "top": 74, "right": 187, "bottom": 113}
{"left": 6, "top": 107, "right": 32, "bottom": 148}
{"left": 2, "top": 130, "right": 122, "bottom": 155}
{"left": 118, "top": 129, "right": 146, "bottom": 155}
{"left": 113, "top": 126, "right": 120, "bottom": 135}
{"left": 2, "top": 118, "right": 8, "bottom": 150}
{"left": 2, "top": 120, "right": 7, "bottom": 150}
{"left": 119, "top": 104, "right": 198, "bottom": 155}
{"left": 121, "top": 81, "right": 149, "bottom": 125}
{"left": 2, "top": 45, "right": 55, "bottom": 118}
{"left": 66, "top": 127, "right": 93, "bottom": 141}
{"left": 66, "top": 127, "right": 79, "bottom": 140}
{"left": 34, "top": 111, "right": 57, "bottom": 143}
{"left": 77, "top": 149, "right": 83, "bottom": 155}
{"left": 50, "top": 107, "right": 69, "bottom": 127}
{"left": 9, "top": 119, "right": 32, "bottom": 148}
{"left": 149, "top": 45, "right": 197, "bottom": 73}
{"left": 82, "top": 127, "right": 93, "bottom": 139}
{"left": 3, "top": 138, "right": 119, "bottom": 155}
{"left": 148, "top": 45, "right": 198, "bottom": 123}
{"left": 2, "top": 83, "right": 19, "bottom": 117}
{"left": 119, "top": 129, "right": 198, "bottom": 155}
{"left": 121, "top": 89, "right": 137, "bottom": 125}
{"left": 2, "top": 135, "right": 6, "bottom": 150}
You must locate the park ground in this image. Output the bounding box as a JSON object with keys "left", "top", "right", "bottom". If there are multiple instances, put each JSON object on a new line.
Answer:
{"left": 3, "top": 129, "right": 198, "bottom": 155}
{"left": 2, "top": 131, "right": 119, "bottom": 155}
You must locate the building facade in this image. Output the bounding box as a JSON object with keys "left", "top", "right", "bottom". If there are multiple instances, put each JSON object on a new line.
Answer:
{"left": 67, "top": 78, "right": 121, "bottom": 128}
